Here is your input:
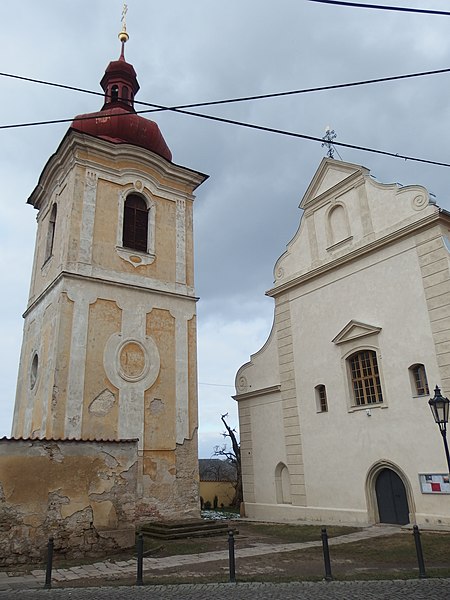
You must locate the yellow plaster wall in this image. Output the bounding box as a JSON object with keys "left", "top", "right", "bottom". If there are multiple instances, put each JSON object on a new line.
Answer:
{"left": 30, "top": 171, "right": 78, "bottom": 301}
{"left": 153, "top": 196, "right": 177, "bottom": 282}
{"left": 48, "top": 293, "right": 74, "bottom": 439}
{"left": 0, "top": 439, "right": 137, "bottom": 565}
{"left": 188, "top": 315, "right": 198, "bottom": 435}
{"left": 200, "top": 481, "right": 236, "bottom": 508}
{"left": 81, "top": 299, "right": 121, "bottom": 439}
{"left": 91, "top": 179, "right": 177, "bottom": 284}
{"left": 66, "top": 166, "right": 86, "bottom": 264}
{"left": 185, "top": 201, "right": 194, "bottom": 287}
{"left": 30, "top": 302, "right": 55, "bottom": 436}
{"left": 144, "top": 309, "right": 176, "bottom": 450}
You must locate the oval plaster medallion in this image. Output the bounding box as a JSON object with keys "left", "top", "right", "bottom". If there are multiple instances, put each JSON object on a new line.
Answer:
{"left": 134, "top": 180, "right": 143, "bottom": 191}
{"left": 118, "top": 341, "right": 149, "bottom": 382}
{"left": 103, "top": 333, "right": 161, "bottom": 390}
{"left": 236, "top": 375, "right": 248, "bottom": 393}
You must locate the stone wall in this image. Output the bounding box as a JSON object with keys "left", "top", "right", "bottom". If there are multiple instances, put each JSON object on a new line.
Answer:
{"left": 0, "top": 438, "right": 138, "bottom": 566}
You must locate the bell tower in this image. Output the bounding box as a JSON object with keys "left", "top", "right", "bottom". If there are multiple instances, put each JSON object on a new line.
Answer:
{"left": 12, "top": 27, "right": 207, "bottom": 519}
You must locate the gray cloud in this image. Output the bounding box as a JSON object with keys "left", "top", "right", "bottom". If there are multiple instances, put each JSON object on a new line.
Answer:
{"left": 1, "top": 0, "right": 448, "bottom": 455}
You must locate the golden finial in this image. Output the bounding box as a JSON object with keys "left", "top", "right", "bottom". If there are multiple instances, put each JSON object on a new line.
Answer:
{"left": 119, "top": 3, "right": 129, "bottom": 43}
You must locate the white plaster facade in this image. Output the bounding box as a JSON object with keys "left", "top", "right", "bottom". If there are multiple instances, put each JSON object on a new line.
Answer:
{"left": 235, "top": 158, "right": 450, "bottom": 529}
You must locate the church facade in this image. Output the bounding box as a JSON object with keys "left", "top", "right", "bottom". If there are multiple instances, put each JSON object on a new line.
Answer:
{"left": 235, "top": 158, "right": 450, "bottom": 529}
{"left": 10, "top": 31, "right": 207, "bottom": 522}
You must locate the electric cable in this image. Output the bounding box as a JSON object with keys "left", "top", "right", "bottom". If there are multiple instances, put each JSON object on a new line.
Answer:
{"left": 308, "top": 1, "right": 450, "bottom": 16}
{"left": 1, "top": 71, "right": 450, "bottom": 167}
{"left": 2, "top": 66, "right": 450, "bottom": 114}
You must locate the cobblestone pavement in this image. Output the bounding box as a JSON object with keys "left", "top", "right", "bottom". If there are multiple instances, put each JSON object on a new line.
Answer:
{"left": 0, "top": 579, "right": 449, "bottom": 599}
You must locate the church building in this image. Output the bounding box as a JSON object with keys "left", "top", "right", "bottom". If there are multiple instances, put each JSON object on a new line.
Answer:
{"left": 9, "top": 24, "right": 207, "bottom": 524}
{"left": 235, "top": 158, "right": 450, "bottom": 529}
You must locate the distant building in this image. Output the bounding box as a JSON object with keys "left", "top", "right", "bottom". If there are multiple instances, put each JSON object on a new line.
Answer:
{"left": 199, "top": 459, "right": 237, "bottom": 508}
{"left": 235, "top": 158, "right": 450, "bottom": 528}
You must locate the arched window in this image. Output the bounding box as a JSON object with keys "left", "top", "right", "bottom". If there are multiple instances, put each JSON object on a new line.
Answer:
{"left": 111, "top": 84, "right": 119, "bottom": 102}
{"left": 275, "top": 462, "right": 292, "bottom": 504}
{"left": 45, "top": 203, "right": 57, "bottom": 262}
{"left": 122, "top": 86, "right": 129, "bottom": 101}
{"left": 409, "top": 364, "right": 429, "bottom": 396}
{"left": 315, "top": 385, "right": 328, "bottom": 412}
{"left": 122, "top": 194, "right": 149, "bottom": 252}
{"left": 30, "top": 353, "right": 38, "bottom": 390}
{"left": 348, "top": 350, "right": 383, "bottom": 406}
{"left": 327, "top": 203, "right": 350, "bottom": 247}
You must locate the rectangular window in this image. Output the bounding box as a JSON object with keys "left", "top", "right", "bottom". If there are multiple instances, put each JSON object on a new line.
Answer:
{"left": 349, "top": 350, "right": 383, "bottom": 406}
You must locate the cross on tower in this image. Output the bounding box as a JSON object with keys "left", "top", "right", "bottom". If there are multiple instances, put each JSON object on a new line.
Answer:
{"left": 322, "top": 126, "right": 337, "bottom": 159}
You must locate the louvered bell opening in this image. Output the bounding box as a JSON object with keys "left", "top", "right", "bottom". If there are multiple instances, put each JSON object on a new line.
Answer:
{"left": 122, "top": 194, "right": 148, "bottom": 252}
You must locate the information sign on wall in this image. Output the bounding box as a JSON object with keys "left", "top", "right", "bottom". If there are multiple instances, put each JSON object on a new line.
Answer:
{"left": 419, "top": 473, "right": 450, "bottom": 494}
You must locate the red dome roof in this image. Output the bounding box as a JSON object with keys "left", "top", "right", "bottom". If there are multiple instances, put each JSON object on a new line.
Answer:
{"left": 71, "top": 106, "right": 172, "bottom": 161}
{"left": 70, "top": 45, "right": 171, "bottom": 162}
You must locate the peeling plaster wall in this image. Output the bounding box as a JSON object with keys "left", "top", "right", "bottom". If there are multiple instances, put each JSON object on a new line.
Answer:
{"left": 0, "top": 439, "right": 138, "bottom": 566}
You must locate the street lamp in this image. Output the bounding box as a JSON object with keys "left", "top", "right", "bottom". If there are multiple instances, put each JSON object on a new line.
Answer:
{"left": 428, "top": 385, "right": 450, "bottom": 474}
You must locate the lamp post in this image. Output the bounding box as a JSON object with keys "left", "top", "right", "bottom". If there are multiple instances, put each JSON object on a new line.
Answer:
{"left": 428, "top": 385, "right": 450, "bottom": 474}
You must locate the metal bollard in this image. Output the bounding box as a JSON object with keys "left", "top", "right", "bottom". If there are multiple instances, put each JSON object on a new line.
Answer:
{"left": 413, "top": 525, "right": 427, "bottom": 579}
{"left": 321, "top": 527, "right": 333, "bottom": 581}
{"left": 136, "top": 532, "right": 144, "bottom": 586}
{"left": 44, "top": 536, "right": 54, "bottom": 589}
{"left": 228, "top": 530, "right": 236, "bottom": 583}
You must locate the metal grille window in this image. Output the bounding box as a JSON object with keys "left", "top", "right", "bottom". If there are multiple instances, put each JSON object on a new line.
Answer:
{"left": 410, "top": 364, "right": 429, "bottom": 396}
{"left": 349, "top": 350, "right": 383, "bottom": 406}
{"left": 122, "top": 194, "right": 148, "bottom": 252}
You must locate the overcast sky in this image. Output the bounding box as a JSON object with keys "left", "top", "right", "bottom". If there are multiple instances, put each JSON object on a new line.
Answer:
{"left": 1, "top": 1, "right": 450, "bottom": 457}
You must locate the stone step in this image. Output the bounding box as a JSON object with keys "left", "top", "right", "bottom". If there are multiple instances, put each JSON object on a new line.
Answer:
{"left": 140, "top": 519, "right": 230, "bottom": 539}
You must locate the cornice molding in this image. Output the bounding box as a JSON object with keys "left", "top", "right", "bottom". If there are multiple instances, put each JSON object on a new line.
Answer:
{"left": 233, "top": 384, "right": 281, "bottom": 402}
{"left": 23, "top": 270, "right": 198, "bottom": 318}
{"left": 28, "top": 130, "right": 208, "bottom": 210}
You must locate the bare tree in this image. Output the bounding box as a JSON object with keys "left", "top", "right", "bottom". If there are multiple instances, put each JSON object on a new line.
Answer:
{"left": 213, "top": 413, "right": 243, "bottom": 509}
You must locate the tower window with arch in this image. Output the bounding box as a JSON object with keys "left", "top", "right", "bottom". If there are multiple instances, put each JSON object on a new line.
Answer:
{"left": 348, "top": 350, "right": 383, "bottom": 406}
{"left": 111, "top": 84, "right": 119, "bottom": 102}
{"left": 122, "top": 194, "right": 149, "bottom": 252}
{"left": 45, "top": 203, "right": 57, "bottom": 262}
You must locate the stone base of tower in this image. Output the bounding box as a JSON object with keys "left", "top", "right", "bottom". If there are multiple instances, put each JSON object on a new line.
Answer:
{"left": 0, "top": 438, "right": 138, "bottom": 566}
{"left": 0, "top": 435, "right": 201, "bottom": 565}
{"left": 136, "top": 434, "right": 200, "bottom": 522}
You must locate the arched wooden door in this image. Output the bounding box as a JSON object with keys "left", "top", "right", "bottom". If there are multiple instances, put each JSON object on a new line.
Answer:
{"left": 375, "top": 468, "right": 410, "bottom": 525}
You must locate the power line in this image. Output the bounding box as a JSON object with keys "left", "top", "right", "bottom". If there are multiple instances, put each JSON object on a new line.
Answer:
{"left": 1, "top": 98, "right": 449, "bottom": 168}
{"left": 308, "top": 0, "right": 450, "bottom": 16}
{"left": 2, "top": 66, "right": 450, "bottom": 114}
{"left": 1, "top": 72, "right": 450, "bottom": 168}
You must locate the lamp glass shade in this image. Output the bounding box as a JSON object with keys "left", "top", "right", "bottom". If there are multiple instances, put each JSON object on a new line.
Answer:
{"left": 429, "top": 386, "right": 450, "bottom": 425}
